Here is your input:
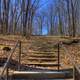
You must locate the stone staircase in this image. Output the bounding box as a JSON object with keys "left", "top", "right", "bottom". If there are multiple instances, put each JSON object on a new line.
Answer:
{"left": 22, "top": 51, "right": 60, "bottom": 70}
{"left": 20, "top": 37, "right": 62, "bottom": 70}
{"left": 0, "top": 38, "right": 74, "bottom": 79}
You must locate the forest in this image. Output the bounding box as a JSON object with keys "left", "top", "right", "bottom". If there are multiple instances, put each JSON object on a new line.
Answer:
{"left": 0, "top": 0, "right": 80, "bottom": 80}
{"left": 0, "top": 0, "right": 80, "bottom": 37}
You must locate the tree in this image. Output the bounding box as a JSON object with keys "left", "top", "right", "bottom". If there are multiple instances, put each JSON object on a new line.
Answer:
{"left": 0, "top": 0, "right": 2, "bottom": 33}
{"left": 3, "top": 0, "right": 10, "bottom": 34}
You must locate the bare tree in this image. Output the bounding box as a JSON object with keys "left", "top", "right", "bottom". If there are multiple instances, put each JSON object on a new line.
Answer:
{"left": 0, "top": 0, "right": 2, "bottom": 33}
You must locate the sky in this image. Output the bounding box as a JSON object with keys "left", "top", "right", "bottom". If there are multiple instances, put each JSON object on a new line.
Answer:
{"left": 37, "top": 0, "right": 54, "bottom": 35}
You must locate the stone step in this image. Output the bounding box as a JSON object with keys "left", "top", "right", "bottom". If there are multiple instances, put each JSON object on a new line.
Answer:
{"left": 29, "top": 51, "right": 56, "bottom": 54}
{"left": 26, "top": 54, "right": 57, "bottom": 58}
{"left": 26, "top": 57, "right": 57, "bottom": 62}
{"left": 0, "top": 67, "right": 3, "bottom": 73}
{"left": 25, "top": 63, "right": 60, "bottom": 67}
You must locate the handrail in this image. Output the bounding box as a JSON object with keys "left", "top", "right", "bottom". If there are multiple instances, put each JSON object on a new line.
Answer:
{"left": 12, "top": 71, "right": 72, "bottom": 79}
{"left": 0, "top": 40, "right": 21, "bottom": 79}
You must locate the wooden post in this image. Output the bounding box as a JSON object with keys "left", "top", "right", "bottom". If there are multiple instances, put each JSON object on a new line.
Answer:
{"left": 6, "top": 66, "right": 9, "bottom": 80}
{"left": 18, "top": 41, "right": 21, "bottom": 71}
{"left": 58, "top": 43, "right": 60, "bottom": 71}
{"left": 73, "top": 65, "right": 80, "bottom": 80}
{"left": 73, "top": 66, "right": 76, "bottom": 80}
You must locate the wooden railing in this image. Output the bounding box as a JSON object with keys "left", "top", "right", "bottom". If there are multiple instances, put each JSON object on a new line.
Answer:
{"left": 12, "top": 70, "right": 72, "bottom": 79}
{"left": 0, "top": 40, "right": 21, "bottom": 80}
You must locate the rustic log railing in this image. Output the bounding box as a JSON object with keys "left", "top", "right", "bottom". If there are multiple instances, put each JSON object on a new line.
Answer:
{"left": 12, "top": 71, "right": 72, "bottom": 79}
{"left": 0, "top": 40, "right": 21, "bottom": 80}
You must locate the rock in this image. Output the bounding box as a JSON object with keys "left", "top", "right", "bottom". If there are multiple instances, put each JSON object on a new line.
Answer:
{"left": 3, "top": 47, "right": 11, "bottom": 51}
{"left": 62, "top": 39, "right": 80, "bottom": 45}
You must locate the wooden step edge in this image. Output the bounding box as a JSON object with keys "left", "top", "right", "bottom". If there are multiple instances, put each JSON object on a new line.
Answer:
{"left": 12, "top": 71, "right": 73, "bottom": 79}
{"left": 25, "top": 63, "right": 60, "bottom": 67}
{"left": 27, "top": 59, "right": 57, "bottom": 62}
{"left": 26, "top": 58, "right": 57, "bottom": 60}
{"left": 26, "top": 58, "right": 57, "bottom": 61}
{"left": 26, "top": 55, "right": 57, "bottom": 58}
{"left": 28, "top": 51, "right": 56, "bottom": 54}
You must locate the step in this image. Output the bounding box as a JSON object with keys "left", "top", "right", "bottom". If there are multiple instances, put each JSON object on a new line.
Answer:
{"left": 0, "top": 67, "right": 3, "bottom": 73}
{"left": 25, "top": 63, "right": 60, "bottom": 67}
{"left": 27, "top": 53, "right": 57, "bottom": 56}
{"left": 26, "top": 58, "right": 57, "bottom": 62}
{"left": 0, "top": 58, "right": 7, "bottom": 66}
{"left": 28, "top": 52, "right": 58, "bottom": 55}
{"left": 28, "top": 50, "right": 63, "bottom": 54}
{"left": 26, "top": 54, "right": 57, "bottom": 58}
{"left": 12, "top": 71, "right": 73, "bottom": 79}
{"left": 29, "top": 51, "right": 56, "bottom": 54}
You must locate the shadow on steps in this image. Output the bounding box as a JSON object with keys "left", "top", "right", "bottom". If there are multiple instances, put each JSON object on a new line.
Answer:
{"left": 0, "top": 58, "right": 73, "bottom": 72}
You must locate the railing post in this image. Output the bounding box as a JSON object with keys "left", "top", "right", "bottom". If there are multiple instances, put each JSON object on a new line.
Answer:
{"left": 18, "top": 41, "right": 21, "bottom": 71}
{"left": 73, "top": 65, "right": 80, "bottom": 80}
{"left": 58, "top": 43, "right": 60, "bottom": 71}
{"left": 73, "top": 66, "right": 76, "bottom": 80}
{"left": 6, "top": 66, "right": 9, "bottom": 80}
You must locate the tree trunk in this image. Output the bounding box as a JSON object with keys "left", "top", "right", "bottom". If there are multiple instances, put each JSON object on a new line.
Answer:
{"left": 71, "top": 0, "right": 76, "bottom": 37}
